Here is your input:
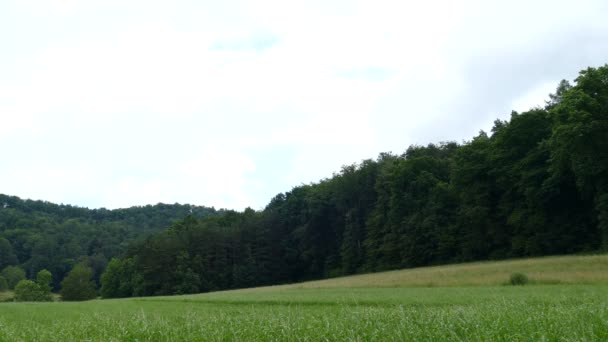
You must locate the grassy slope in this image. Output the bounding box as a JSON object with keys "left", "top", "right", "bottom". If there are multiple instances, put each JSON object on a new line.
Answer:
{"left": 169, "top": 254, "right": 607, "bottom": 297}
{"left": 0, "top": 254, "right": 607, "bottom": 341}
{"left": 265, "top": 254, "right": 608, "bottom": 289}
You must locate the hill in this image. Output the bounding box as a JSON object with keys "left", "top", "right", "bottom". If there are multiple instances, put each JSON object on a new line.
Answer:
{"left": 0, "top": 193, "right": 218, "bottom": 289}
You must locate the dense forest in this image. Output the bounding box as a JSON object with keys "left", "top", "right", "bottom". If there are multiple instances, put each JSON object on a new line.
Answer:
{"left": 99, "top": 65, "right": 608, "bottom": 297}
{"left": 0, "top": 195, "right": 218, "bottom": 290}
{"left": 2, "top": 65, "right": 607, "bottom": 298}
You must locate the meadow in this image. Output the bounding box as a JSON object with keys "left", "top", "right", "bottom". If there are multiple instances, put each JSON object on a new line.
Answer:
{"left": 0, "top": 255, "right": 607, "bottom": 341}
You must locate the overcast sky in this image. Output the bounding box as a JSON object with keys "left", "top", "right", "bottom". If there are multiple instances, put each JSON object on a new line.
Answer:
{"left": 1, "top": 0, "right": 607, "bottom": 210}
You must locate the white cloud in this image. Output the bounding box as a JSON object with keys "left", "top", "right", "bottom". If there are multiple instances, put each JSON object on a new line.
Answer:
{"left": 1, "top": 0, "right": 607, "bottom": 210}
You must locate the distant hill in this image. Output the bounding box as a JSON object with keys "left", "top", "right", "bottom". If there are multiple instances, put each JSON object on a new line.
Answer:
{"left": 0, "top": 193, "right": 218, "bottom": 289}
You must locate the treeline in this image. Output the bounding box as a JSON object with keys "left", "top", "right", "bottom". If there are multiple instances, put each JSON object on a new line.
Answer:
{"left": 101, "top": 65, "right": 608, "bottom": 298}
{"left": 0, "top": 195, "right": 218, "bottom": 290}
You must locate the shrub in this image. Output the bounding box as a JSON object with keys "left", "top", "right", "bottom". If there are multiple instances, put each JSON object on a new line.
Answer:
{"left": 509, "top": 272, "right": 529, "bottom": 285}
{"left": 14, "top": 279, "right": 52, "bottom": 301}
{"left": 37, "top": 269, "right": 52, "bottom": 293}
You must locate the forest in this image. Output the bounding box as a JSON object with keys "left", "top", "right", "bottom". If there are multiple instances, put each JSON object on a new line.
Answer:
{"left": 0, "top": 196, "right": 218, "bottom": 290}
{"left": 1, "top": 65, "right": 607, "bottom": 298}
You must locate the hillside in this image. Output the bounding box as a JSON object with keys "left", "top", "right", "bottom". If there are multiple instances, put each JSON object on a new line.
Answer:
{"left": 226, "top": 254, "right": 608, "bottom": 291}
{"left": 0, "top": 194, "right": 218, "bottom": 289}
{"left": 99, "top": 65, "right": 608, "bottom": 299}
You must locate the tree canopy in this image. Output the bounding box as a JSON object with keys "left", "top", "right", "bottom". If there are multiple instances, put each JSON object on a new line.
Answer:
{"left": 60, "top": 264, "right": 97, "bottom": 301}
{"left": 0, "top": 197, "right": 218, "bottom": 290}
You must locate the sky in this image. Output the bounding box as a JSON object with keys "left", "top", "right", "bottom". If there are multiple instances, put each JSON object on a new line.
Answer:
{"left": 1, "top": 0, "right": 607, "bottom": 211}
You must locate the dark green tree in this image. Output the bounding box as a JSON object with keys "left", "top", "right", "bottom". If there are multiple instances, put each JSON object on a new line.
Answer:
{"left": 36, "top": 269, "right": 53, "bottom": 296}
{"left": 172, "top": 252, "right": 200, "bottom": 295}
{"left": 100, "top": 258, "right": 139, "bottom": 298}
{"left": 0, "top": 237, "right": 18, "bottom": 270}
{"left": 60, "top": 264, "right": 97, "bottom": 301}
{"left": 548, "top": 65, "right": 608, "bottom": 249}
{"left": 1, "top": 265, "right": 26, "bottom": 290}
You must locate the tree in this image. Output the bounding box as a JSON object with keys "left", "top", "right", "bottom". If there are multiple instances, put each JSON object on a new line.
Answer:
{"left": 548, "top": 65, "right": 608, "bottom": 249}
{"left": 1, "top": 265, "right": 26, "bottom": 289}
{"left": 37, "top": 269, "right": 52, "bottom": 294}
{"left": 60, "top": 264, "right": 97, "bottom": 301}
{"left": 0, "top": 237, "right": 18, "bottom": 270}
{"left": 100, "top": 258, "right": 139, "bottom": 298}
{"left": 172, "top": 252, "right": 200, "bottom": 295}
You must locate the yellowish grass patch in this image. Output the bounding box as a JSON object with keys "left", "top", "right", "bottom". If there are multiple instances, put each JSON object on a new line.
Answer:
{"left": 0, "top": 291, "right": 13, "bottom": 301}
{"left": 239, "top": 254, "right": 608, "bottom": 291}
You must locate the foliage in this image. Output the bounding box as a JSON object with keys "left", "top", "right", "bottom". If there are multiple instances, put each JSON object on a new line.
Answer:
{"left": 0, "top": 197, "right": 219, "bottom": 290}
{"left": 36, "top": 269, "right": 52, "bottom": 293}
{"left": 100, "top": 258, "right": 141, "bottom": 298}
{"left": 14, "top": 278, "right": 52, "bottom": 302}
{"left": 1, "top": 266, "right": 26, "bottom": 290}
{"left": 0, "top": 237, "right": 18, "bottom": 270}
{"left": 60, "top": 264, "right": 97, "bottom": 301}
{"left": 0, "top": 276, "right": 7, "bottom": 292}
{"left": 509, "top": 272, "right": 529, "bottom": 286}
{"left": 12, "top": 269, "right": 53, "bottom": 301}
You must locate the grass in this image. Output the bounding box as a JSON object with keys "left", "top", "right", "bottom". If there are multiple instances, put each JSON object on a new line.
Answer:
{"left": 0, "top": 291, "right": 13, "bottom": 302}
{"left": 248, "top": 254, "right": 608, "bottom": 290}
{"left": 0, "top": 254, "right": 607, "bottom": 341}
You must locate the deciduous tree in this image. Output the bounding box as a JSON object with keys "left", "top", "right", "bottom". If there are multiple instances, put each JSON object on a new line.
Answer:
{"left": 60, "top": 264, "right": 97, "bottom": 301}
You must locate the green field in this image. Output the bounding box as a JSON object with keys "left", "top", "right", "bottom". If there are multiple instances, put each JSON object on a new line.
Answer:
{"left": 1, "top": 255, "right": 607, "bottom": 341}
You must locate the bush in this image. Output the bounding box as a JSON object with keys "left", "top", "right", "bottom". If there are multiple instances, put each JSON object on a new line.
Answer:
{"left": 14, "top": 279, "right": 52, "bottom": 301}
{"left": 37, "top": 269, "right": 52, "bottom": 293}
{"left": 509, "top": 272, "right": 529, "bottom": 285}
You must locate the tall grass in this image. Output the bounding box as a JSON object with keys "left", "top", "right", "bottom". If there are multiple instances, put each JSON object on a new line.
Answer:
{"left": 0, "top": 286, "right": 607, "bottom": 341}
{"left": 1, "top": 254, "right": 607, "bottom": 341}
